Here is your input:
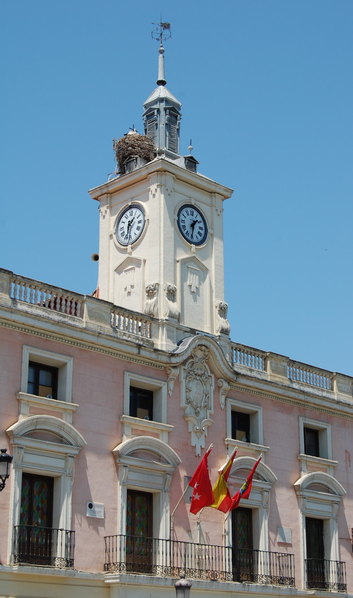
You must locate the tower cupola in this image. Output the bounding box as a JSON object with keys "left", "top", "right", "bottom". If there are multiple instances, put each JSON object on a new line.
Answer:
{"left": 143, "top": 23, "right": 182, "bottom": 159}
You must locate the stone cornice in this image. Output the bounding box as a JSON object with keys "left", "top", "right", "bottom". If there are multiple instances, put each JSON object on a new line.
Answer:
{"left": 231, "top": 381, "right": 353, "bottom": 421}
{"left": 0, "top": 316, "right": 164, "bottom": 370}
{"left": 88, "top": 157, "right": 233, "bottom": 202}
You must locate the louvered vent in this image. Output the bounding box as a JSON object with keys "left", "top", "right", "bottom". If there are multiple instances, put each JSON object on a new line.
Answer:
{"left": 168, "top": 115, "right": 178, "bottom": 153}
{"left": 147, "top": 117, "right": 156, "bottom": 141}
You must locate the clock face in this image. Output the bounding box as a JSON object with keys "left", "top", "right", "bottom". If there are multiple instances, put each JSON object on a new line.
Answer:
{"left": 116, "top": 204, "right": 145, "bottom": 246}
{"left": 177, "top": 204, "right": 208, "bottom": 246}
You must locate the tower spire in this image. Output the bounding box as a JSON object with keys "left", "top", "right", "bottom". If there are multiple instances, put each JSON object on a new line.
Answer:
{"left": 151, "top": 20, "right": 171, "bottom": 87}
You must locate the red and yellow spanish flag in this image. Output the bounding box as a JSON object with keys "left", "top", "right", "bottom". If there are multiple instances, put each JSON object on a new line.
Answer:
{"left": 210, "top": 448, "right": 237, "bottom": 513}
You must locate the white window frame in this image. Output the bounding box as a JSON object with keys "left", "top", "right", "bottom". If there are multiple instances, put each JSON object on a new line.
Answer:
{"left": 225, "top": 456, "right": 277, "bottom": 553}
{"left": 21, "top": 345, "right": 73, "bottom": 403}
{"left": 298, "top": 417, "right": 337, "bottom": 476}
{"left": 226, "top": 398, "right": 268, "bottom": 455}
{"left": 6, "top": 415, "right": 86, "bottom": 564}
{"left": 294, "top": 471, "right": 346, "bottom": 589}
{"left": 122, "top": 372, "right": 171, "bottom": 442}
{"left": 113, "top": 436, "right": 181, "bottom": 542}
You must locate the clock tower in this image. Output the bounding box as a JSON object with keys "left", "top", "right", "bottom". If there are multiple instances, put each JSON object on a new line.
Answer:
{"left": 89, "top": 29, "right": 233, "bottom": 349}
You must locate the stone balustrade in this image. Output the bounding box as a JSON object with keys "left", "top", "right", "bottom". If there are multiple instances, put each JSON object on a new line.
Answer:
{"left": 0, "top": 268, "right": 352, "bottom": 402}
{"left": 288, "top": 361, "right": 333, "bottom": 390}
{"left": 231, "top": 343, "right": 266, "bottom": 371}
{"left": 111, "top": 307, "right": 152, "bottom": 339}
{"left": 9, "top": 273, "right": 84, "bottom": 318}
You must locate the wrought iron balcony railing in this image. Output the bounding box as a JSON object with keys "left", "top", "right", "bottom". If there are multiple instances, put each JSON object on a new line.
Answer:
{"left": 104, "top": 535, "right": 295, "bottom": 586}
{"left": 13, "top": 525, "right": 75, "bottom": 568}
{"left": 305, "top": 558, "right": 347, "bottom": 592}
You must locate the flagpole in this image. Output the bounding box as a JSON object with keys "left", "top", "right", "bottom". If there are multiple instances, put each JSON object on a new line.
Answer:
{"left": 170, "top": 443, "right": 213, "bottom": 539}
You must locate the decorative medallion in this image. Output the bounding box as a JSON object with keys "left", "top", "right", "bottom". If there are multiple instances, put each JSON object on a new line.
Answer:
{"left": 181, "top": 345, "right": 214, "bottom": 456}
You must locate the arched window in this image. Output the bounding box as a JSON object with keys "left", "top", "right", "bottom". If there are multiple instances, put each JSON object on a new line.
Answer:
{"left": 113, "top": 436, "right": 181, "bottom": 541}
{"left": 6, "top": 415, "right": 86, "bottom": 566}
{"left": 294, "top": 471, "right": 346, "bottom": 590}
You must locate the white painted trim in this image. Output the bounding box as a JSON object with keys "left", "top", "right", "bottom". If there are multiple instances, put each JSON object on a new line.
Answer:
{"left": 113, "top": 436, "right": 181, "bottom": 540}
{"left": 294, "top": 471, "right": 345, "bottom": 588}
{"left": 226, "top": 397, "right": 264, "bottom": 447}
{"left": 224, "top": 456, "right": 277, "bottom": 553}
{"left": 21, "top": 345, "right": 73, "bottom": 403}
{"left": 6, "top": 415, "right": 86, "bottom": 564}
{"left": 123, "top": 371, "right": 168, "bottom": 425}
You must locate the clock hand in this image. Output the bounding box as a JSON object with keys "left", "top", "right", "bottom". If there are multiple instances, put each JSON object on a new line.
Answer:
{"left": 190, "top": 218, "right": 198, "bottom": 239}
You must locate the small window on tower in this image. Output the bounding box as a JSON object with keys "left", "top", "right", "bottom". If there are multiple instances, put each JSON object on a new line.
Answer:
{"left": 28, "top": 362, "right": 58, "bottom": 400}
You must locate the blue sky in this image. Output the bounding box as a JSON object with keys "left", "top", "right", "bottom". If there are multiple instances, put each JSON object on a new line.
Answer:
{"left": 1, "top": 1, "right": 353, "bottom": 376}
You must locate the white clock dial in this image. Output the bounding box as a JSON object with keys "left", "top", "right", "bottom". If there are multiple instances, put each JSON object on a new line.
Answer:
{"left": 116, "top": 204, "right": 145, "bottom": 246}
{"left": 177, "top": 204, "right": 208, "bottom": 246}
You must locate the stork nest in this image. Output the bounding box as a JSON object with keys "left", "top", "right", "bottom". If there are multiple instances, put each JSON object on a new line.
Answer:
{"left": 113, "top": 134, "right": 156, "bottom": 174}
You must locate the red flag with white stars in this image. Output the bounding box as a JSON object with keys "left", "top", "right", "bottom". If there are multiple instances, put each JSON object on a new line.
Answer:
{"left": 188, "top": 446, "right": 214, "bottom": 515}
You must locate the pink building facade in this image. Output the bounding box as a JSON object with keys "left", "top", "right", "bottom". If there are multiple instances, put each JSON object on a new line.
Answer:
{"left": 0, "top": 35, "right": 352, "bottom": 598}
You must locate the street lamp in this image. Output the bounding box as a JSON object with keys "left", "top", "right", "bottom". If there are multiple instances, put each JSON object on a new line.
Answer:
{"left": 0, "top": 448, "right": 13, "bottom": 491}
{"left": 175, "top": 574, "right": 192, "bottom": 598}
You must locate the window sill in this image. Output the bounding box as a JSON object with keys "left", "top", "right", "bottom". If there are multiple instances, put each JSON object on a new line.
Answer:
{"left": 225, "top": 437, "right": 269, "bottom": 459}
{"left": 298, "top": 453, "right": 338, "bottom": 476}
{"left": 121, "top": 415, "right": 174, "bottom": 443}
{"left": 17, "top": 392, "right": 78, "bottom": 424}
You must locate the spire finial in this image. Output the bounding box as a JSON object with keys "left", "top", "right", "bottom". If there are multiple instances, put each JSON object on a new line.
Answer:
{"left": 151, "top": 19, "right": 171, "bottom": 87}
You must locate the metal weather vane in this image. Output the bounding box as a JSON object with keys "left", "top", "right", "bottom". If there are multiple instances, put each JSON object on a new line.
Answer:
{"left": 151, "top": 19, "right": 172, "bottom": 45}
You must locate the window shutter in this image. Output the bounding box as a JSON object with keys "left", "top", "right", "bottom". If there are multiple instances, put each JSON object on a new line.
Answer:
{"left": 168, "top": 115, "right": 178, "bottom": 153}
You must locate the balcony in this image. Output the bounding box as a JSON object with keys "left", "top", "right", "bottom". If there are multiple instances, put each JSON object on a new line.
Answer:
{"left": 13, "top": 525, "right": 75, "bottom": 568}
{"left": 104, "top": 535, "right": 295, "bottom": 586}
{"left": 305, "top": 558, "right": 347, "bottom": 592}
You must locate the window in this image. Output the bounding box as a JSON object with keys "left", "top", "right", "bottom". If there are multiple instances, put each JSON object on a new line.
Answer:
{"left": 113, "top": 436, "right": 181, "bottom": 542}
{"left": 122, "top": 372, "right": 171, "bottom": 443}
{"left": 21, "top": 346, "right": 73, "bottom": 403}
{"left": 232, "top": 411, "right": 250, "bottom": 443}
{"left": 226, "top": 399, "right": 266, "bottom": 454}
{"left": 7, "top": 415, "right": 86, "bottom": 567}
{"left": 126, "top": 490, "right": 153, "bottom": 573}
{"left": 130, "top": 386, "right": 153, "bottom": 420}
{"left": 232, "top": 507, "right": 253, "bottom": 582}
{"left": 295, "top": 472, "right": 346, "bottom": 591}
{"left": 225, "top": 456, "right": 277, "bottom": 555}
{"left": 16, "top": 473, "right": 54, "bottom": 566}
{"left": 304, "top": 427, "right": 319, "bottom": 457}
{"left": 298, "top": 417, "right": 337, "bottom": 476}
{"left": 28, "top": 362, "right": 58, "bottom": 400}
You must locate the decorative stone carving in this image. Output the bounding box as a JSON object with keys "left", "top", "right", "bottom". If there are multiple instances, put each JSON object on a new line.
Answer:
{"left": 123, "top": 267, "right": 135, "bottom": 295}
{"left": 187, "top": 266, "right": 200, "bottom": 294}
{"left": 215, "top": 300, "right": 230, "bottom": 336}
{"left": 144, "top": 283, "right": 159, "bottom": 318}
{"left": 166, "top": 366, "right": 178, "bottom": 396}
{"left": 218, "top": 378, "right": 230, "bottom": 409}
{"left": 164, "top": 283, "right": 179, "bottom": 320}
{"left": 149, "top": 183, "right": 159, "bottom": 199}
{"left": 181, "top": 345, "right": 214, "bottom": 456}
